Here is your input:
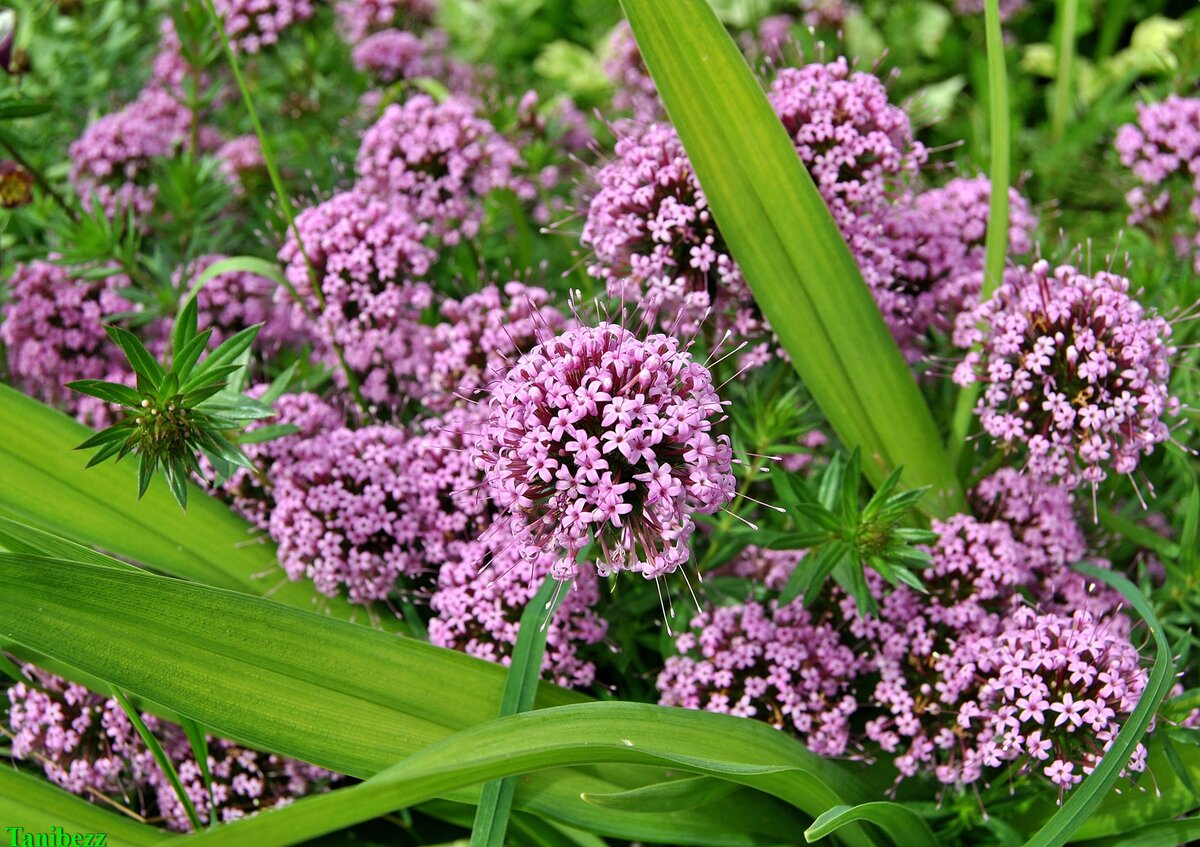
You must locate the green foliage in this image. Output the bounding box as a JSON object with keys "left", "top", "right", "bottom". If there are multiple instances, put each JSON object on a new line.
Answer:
{"left": 773, "top": 450, "right": 937, "bottom": 614}
{"left": 69, "top": 298, "right": 270, "bottom": 508}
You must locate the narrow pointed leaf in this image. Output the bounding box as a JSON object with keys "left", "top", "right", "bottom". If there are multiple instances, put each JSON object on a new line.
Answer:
{"left": 582, "top": 776, "right": 737, "bottom": 812}
{"left": 106, "top": 324, "right": 165, "bottom": 385}
{"left": 618, "top": 0, "right": 965, "bottom": 518}
{"left": 67, "top": 379, "right": 144, "bottom": 407}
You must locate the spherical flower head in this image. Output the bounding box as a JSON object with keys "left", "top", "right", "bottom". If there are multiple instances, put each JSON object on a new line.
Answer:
{"left": 351, "top": 28, "right": 471, "bottom": 90}
{"left": 277, "top": 189, "right": 436, "bottom": 409}
{"left": 212, "top": 0, "right": 314, "bottom": 54}
{"left": 355, "top": 95, "right": 527, "bottom": 244}
{"left": 0, "top": 260, "right": 133, "bottom": 427}
{"left": 429, "top": 527, "right": 608, "bottom": 689}
{"left": 1115, "top": 96, "right": 1200, "bottom": 273}
{"left": 952, "top": 260, "right": 1178, "bottom": 487}
{"left": 581, "top": 121, "right": 749, "bottom": 337}
{"left": 861, "top": 177, "right": 1037, "bottom": 361}
{"left": 657, "top": 599, "right": 861, "bottom": 756}
{"left": 215, "top": 389, "right": 345, "bottom": 530}
{"left": 0, "top": 159, "right": 33, "bottom": 208}
{"left": 336, "top": 0, "right": 436, "bottom": 42}
{"left": 603, "top": 21, "right": 660, "bottom": 122}
{"left": 961, "top": 607, "right": 1149, "bottom": 793}
{"left": 473, "top": 321, "right": 735, "bottom": 580}
{"left": 416, "top": 282, "right": 568, "bottom": 412}
{"left": 768, "top": 58, "right": 927, "bottom": 223}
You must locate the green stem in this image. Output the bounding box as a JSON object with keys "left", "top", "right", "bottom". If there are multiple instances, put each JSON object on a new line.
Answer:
{"left": 948, "top": 0, "right": 1011, "bottom": 478}
{"left": 1050, "top": 0, "right": 1078, "bottom": 142}
{"left": 200, "top": 0, "right": 369, "bottom": 414}
{"left": 1097, "top": 508, "right": 1180, "bottom": 561}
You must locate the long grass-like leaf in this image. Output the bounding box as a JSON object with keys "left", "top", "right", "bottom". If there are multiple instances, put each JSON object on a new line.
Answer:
{"left": 0, "top": 768, "right": 171, "bottom": 847}
{"left": 948, "top": 0, "right": 1012, "bottom": 467}
{"left": 1050, "top": 0, "right": 1079, "bottom": 141}
{"left": 1022, "top": 565, "right": 1175, "bottom": 847}
{"left": 172, "top": 702, "right": 877, "bottom": 847}
{"left": 471, "top": 575, "right": 565, "bottom": 847}
{"left": 1074, "top": 817, "right": 1200, "bottom": 847}
{"left": 114, "top": 688, "right": 205, "bottom": 832}
{"left": 617, "top": 0, "right": 965, "bottom": 518}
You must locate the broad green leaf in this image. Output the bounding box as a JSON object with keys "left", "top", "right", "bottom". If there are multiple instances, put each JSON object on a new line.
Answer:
{"left": 804, "top": 802, "right": 937, "bottom": 847}
{"left": 174, "top": 702, "right": 877, "bottom": 847}
{"left": 0, "top": 555, "right": 810, "bottom": 845}
{"left": 1022, "top": 565, "right": 1175, "bottom": 847}
{"left": 0, "top": 385, "right": 399, "bottom": 630}
{"left": 617, "top": 0, "right": 965, "bottom": 518}
{"left": 0, "top": 768, "right": 171, "bottom": 847}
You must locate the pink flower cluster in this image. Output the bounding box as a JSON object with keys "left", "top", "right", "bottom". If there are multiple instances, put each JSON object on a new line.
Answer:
{"left": 659, "top": 599, "right": 861, "bottom": 756}
{"left": 355, "top": 95, "right": 528, "bottom": 244}
{"left": 581, "top": 122, "right": 748, "bottom": 337}
{"left": 351, "top": 29, "right": 471, "bottom": 91}
{"left": 268, "top": 424, "right": 422, "bottom": 604}
{"left": 7, "top": 667, "right": 336, "bottom": 831}
{"left": 1115, "top": 96, "right": 1200, "bottom": 273}
{"left": 278, "top": 188, "right": 435, "bottom": 409}
{"left": 953, "top": 260, "right": 1177, "bottom": 487}
{"left": 217, "top": 390, "right": 345, "bottom": 530}
{"left": 473, "top": 322, "right": 735, "bottom": 580}
{"left": 416, "top": 282, "right": 568, "bottom": 412}
{"left": 68, "top": 87, "right": 194, "bottom": 218}
{"left": 212, "top": 0, "right": 314, "bottom": 53}
{"left": 216, "top": 135, "right": 266, "bottom": 189}
{"left": 429, "top": 526, "right": 608, "bottom": 688}
{"left": 0, "top": 261, "right": 132, "bottom": 427}
{"left": 336, "top": 0, "right": 436, "bottom": 43}
{"left": 768, "top": 57, "right": 927, "bottom": 225}
{"left": 865, "top": 176, "right": 1037, "bottom": 361}
{"left": 954, "top": 0, "right": 1029, "bottom": 21}
{"left": 176, "top": 253, "right": 298, "bottom": 351}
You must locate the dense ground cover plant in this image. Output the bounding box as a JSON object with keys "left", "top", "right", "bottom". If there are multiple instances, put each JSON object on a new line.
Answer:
{"left": 0, "top": 1, "right": 1198, "bottom": 846}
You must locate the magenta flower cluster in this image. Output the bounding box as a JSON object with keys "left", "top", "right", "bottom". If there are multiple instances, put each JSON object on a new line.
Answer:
{"left": 216, "top": 389, "right": 345, "bottom": 530}
{"left": 1115, "top": 95, "right": 1200, "bottom": 273}
{"left": 355, "top": 95, "right": 528, "bottom": 244}
{"left": 603, "top": 22, "right": 660, "bottom": 123}
{"left": 865, "top": 176, "right": 1038, "bottom": 361}
{"left": 68, "top": 87, "right": 194, "bottom": 218}
{"left": 7, "top": 667, "right": 335, "bottom": 831}
{"left": 175, "top": 253, "right": 298, "bottom": 352}
{"left": 216, "top": 135, "right": 266, "bottom": 189}
{"left": 473, "top": 322, "right": 735, "bottom": 580}
{"left": 415, "top": 282, "right": 568, "bottom": 412}
{"left": 278, "top": 188, "right": 435, "bottom": 409}
{"left": 0, "top": 261, "right": 132, "bottom": 427}
{"left": 954, "top": 0, "right": 1029, "bottom": 20}
{"left": 768, "top": 57, "right": 927, "bottom": 225}
{"left": 658, "top": 599, "right": 861, "bottom": 756}
{"left": 212, "top": 0, "right": 314, "bottom": 53}
{"left": 953, "top": 260, "right": 1177, "bottom": 486}
{"left": 581, "top": 121, "right": 748, "bottom": 337}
